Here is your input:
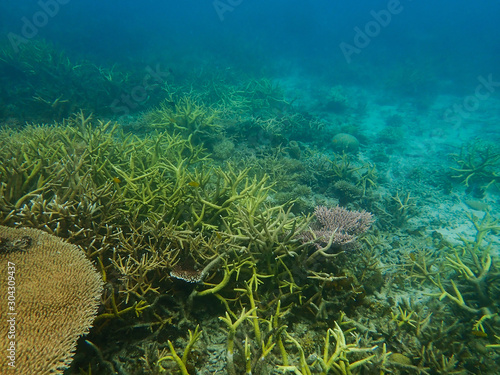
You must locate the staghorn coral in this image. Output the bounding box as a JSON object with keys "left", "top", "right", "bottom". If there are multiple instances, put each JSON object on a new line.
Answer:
{"left": 0, "top": 225, "right": 103, "bottom": 374}
{"left": 333, "top": 180, "right": 364, "bottom": 204}
{"left": 450, "top": 140, "right": 500, "bottom": 196}
{"left": 143, "top": 95, "right": 222, "bottom": 141}
{"left": 405, "top": 213, "right": 500, "bottom": 316}
{"left": 157, "top": 325, "right": 203, "bottom": 375}
{"left": 0, "top": 109, "right": 446, "bottom": 374}
{"left": 278, "top": 320, "right": 377, "bottom": 375}
{"left": 0, "top": 38, "right": 142, "bottom": 121}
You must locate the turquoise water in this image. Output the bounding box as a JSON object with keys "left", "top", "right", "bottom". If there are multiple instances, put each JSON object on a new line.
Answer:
{"left": 1, "top": 1, "right": 499, "bottom": 374}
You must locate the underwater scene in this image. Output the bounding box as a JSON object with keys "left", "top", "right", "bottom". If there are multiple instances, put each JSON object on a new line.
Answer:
{"left": 0, "top": 1, "right": 500, "bottom": 374}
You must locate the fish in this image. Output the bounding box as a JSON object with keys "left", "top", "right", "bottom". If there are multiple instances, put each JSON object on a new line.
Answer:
{"left": 188, "top": 181, "right": 200, "bottom": 187}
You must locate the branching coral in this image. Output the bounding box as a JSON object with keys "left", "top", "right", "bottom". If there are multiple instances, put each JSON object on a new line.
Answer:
{"left": 278, "top": 321, "right": 377, "bottom": 375}
{"left": 224, "top": 204, "right": 311, "bottom": 259}
{"left": 7, "top": 103, "right": 489, "bottom": 374}
{"left": 157, "top": 325, "right": 203, "bottom": 375}
{"left": 144, "top": 95, "right": 222, "bottom": 141}
{"left": 375, "top": 191, "right": 416, "bottom": 227}
{"left": 405, "top": 211, "right": 500, "bottom": 349}
{"left": 0, "top": 39, "right": 138, "bottom": 120}
{"left": 431, "top": 213, "right": 499, "bottom": 314}
{"left": 450, "top": 141, "right": 500, "bottom": 195}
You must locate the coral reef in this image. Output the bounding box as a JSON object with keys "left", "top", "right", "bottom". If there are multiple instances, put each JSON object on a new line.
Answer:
{"left": 0, "top": 39, "right": 153, "bottom": 122}
{"left": 143, "top": 95, "right": 222, "bottom": 142}
{"left": 450, "top": 141, "right": 500, "bottom": 197}
{"left": 1, "top": 50, "right": 499, "bottom": 374}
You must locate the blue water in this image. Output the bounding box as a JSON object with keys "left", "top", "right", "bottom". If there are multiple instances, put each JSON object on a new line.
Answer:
{"left": 2, "top": 1, "right": 500, "bottom": 374}
{"left": 2, "top": 1, "right": 499, "bottom": 79}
